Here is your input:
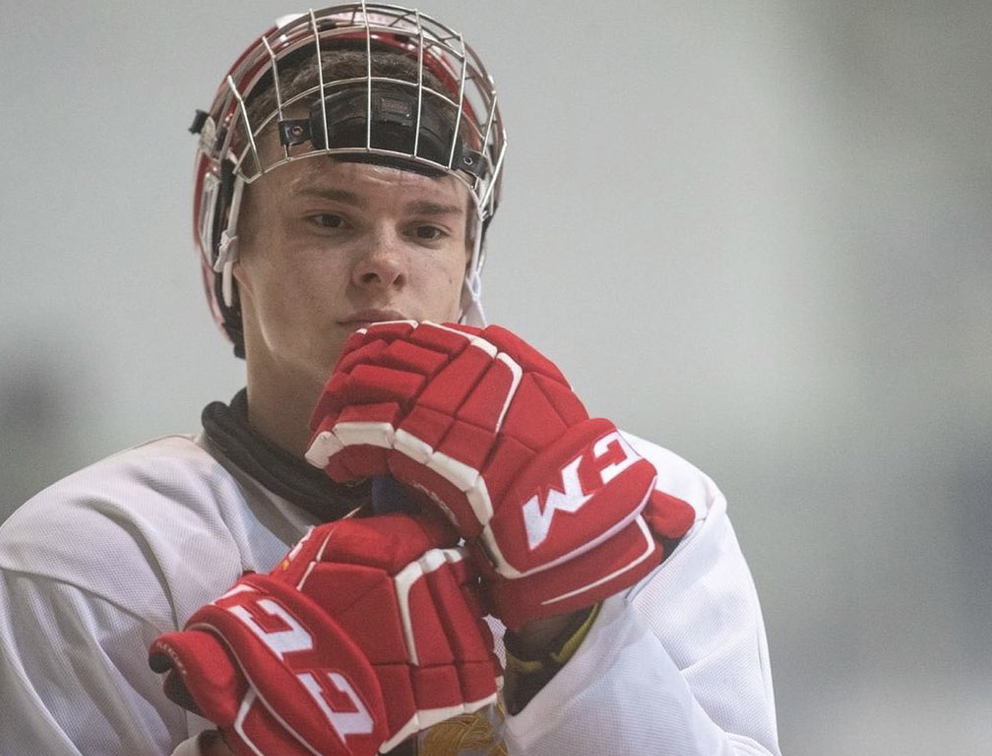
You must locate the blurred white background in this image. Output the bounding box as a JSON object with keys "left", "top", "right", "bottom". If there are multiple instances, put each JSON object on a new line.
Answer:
{"left": 1, "top": 1, "right": 990, "bottom": 753}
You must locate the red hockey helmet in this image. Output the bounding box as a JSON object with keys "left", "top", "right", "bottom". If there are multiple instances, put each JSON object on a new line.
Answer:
{"left": 190, "top": 3, "right": 507, "bottom": 356}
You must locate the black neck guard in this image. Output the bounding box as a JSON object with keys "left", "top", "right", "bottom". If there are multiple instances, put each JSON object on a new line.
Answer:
{"left": 201, "top": 388, "right": 371, "bottom": 522}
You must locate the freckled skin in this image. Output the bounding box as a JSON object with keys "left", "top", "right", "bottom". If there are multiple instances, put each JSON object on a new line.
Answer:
{"left": 234, "top": 157, "right": 471, "bottom": 455}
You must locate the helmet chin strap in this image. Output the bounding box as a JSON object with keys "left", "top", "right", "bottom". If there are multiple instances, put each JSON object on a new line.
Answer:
{"left": 459, "top": 207, "right": 488, "bottom": 327}
{"left": 461, "top": 267, "right": 487, "bottom": 327}
{"left": 218, "top": 245, "right": 238, "bottom": 309}
{"left": 215, "top": 175, "right": 246, "bottom": 308}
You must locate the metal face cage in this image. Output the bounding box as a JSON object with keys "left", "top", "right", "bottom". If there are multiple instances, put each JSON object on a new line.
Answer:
{"left": 191, "top": 3, "right": 507, "bottom": 353}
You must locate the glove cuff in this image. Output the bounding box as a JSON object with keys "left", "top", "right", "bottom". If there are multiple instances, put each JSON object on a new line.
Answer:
{"left": 502, "top": 602, "right": 601, "bottom": 714}
{"left": 483, "top": 515, "right": 661, "bottom": 629}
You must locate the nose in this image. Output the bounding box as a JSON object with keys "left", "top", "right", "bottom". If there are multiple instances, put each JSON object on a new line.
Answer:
{"left": 351, "top": 225, "right": 407, "bottom": 291}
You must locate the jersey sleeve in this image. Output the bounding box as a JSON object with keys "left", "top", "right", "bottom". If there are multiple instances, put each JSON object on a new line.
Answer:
{"left": 0, "top": 570, "right": 196, "bottom": 755}
{"left": 501, "top": 438, "right": 781, "bottom": 756}
{"left": 0, "top": 437, "right": 260, "bottom": 756}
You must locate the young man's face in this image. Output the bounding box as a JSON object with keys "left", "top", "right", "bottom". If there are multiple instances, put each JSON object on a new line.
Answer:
{"left": 233, "top": 156, "right": 471, "bottom": 394}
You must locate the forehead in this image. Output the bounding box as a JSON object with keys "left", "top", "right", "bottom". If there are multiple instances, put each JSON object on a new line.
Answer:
{"left": 252, "top": 155, "right": 472, "bottom": 214}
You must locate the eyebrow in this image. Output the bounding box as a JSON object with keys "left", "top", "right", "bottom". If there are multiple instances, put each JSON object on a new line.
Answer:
{"left": 296, "top": 187, "right": 364, "bottom": 206}
{"left": 405, "top": 200, "right": 466, "bottom": 217}
{"left": 296, "top": 187, "right": 465, "bottom": 217}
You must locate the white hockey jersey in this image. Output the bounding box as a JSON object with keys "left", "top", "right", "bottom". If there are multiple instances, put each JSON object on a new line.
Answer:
{"left": 0, "top": 424, "right": 780, "bottom": 756}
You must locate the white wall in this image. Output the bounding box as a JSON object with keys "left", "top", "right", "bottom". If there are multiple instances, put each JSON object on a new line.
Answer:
{"left": 2, "top": 2, "right": 990, "bottom": 753}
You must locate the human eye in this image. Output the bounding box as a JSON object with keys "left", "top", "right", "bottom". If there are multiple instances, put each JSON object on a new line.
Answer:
{"left": 308, "top": 213, "right": 347, "bottom": 230}
{"left": 410, "top": 224, "right": 447, "bottom": 242}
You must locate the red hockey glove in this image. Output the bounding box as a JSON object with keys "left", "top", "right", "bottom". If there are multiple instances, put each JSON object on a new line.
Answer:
{"left": 148, "top": 514, "right": 501, "bottom": 756}
{"left": 305, "top": 322, "right": 695, "bottom": 629}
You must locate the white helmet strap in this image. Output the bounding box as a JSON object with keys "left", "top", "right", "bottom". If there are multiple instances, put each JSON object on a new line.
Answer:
{"left": 214, "top": 174, "right": 245, "bottom": 308}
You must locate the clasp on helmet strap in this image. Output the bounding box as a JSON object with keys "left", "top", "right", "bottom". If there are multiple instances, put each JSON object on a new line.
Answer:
{"left": 215, "top": 230, "right": 239, "bottom": 308}
{"left": 279, "top": 119, "right": 312, "bottom": 147}
{"left": 215, "top": 230, "right": 239, "bottom": 273}
{"left": 189, "top": 109, "right": 210, "bottom": 135}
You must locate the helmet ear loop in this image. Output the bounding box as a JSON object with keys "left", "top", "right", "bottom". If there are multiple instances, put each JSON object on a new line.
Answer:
{"left": 460, "top": 207, "right": 488, "bottom": 327}
{"left": 215, "top": 175, "right": 246, "bottom": 309}
{"left": 207, "top": 160, "right": 247, "bottom": 357}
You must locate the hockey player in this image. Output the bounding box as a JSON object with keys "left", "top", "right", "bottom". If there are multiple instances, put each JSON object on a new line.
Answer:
{"left": 0, "top": 5, "right": 781, "bottom": 756}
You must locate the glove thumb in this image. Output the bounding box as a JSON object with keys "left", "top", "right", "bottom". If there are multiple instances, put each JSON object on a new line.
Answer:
{"left": 149, "top": 630, "right": 245, "bottom": 727}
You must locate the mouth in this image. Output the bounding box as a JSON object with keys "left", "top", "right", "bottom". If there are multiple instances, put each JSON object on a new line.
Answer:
{"left": 337, "top": 309, "right": 413, "bottom": 328}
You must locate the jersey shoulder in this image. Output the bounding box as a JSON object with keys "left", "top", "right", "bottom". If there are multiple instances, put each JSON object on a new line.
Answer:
{"left": 0, "top": 435, "right": 259, "bottom": 618}
{"left": 1, "top": 434, "right": 237, "bottom": 540}
{"left": 619, "top": 430, "right": 727, "bottom": 525}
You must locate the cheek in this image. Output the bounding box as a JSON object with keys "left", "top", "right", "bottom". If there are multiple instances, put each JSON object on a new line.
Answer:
{"left": 237, "top": 244, "right": 346, "bottom": 337}
{"left": 433, "top": 252, "right": 469, "bottom": 319}
{"left": 239, "top": 224, "right": 337, "bottom": 301}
